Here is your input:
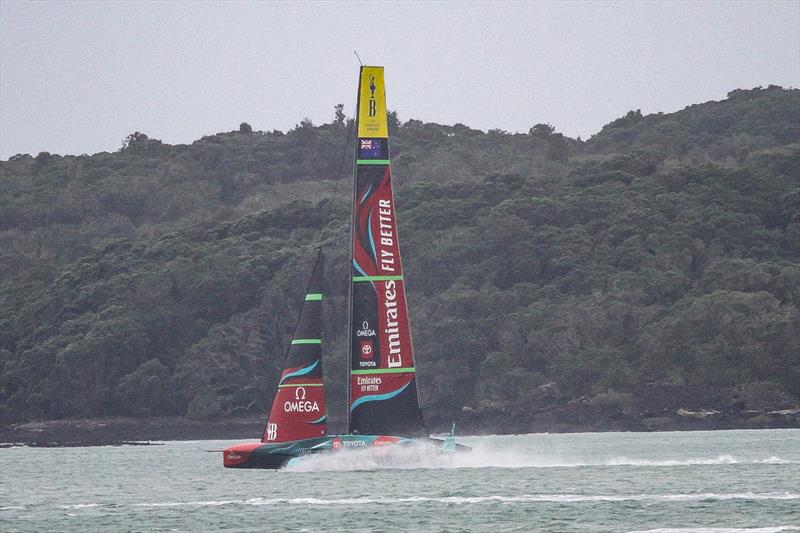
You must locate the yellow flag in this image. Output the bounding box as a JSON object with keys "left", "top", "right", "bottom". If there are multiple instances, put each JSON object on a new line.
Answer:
{"left": 357, "top": 67, "right": 388, "bottom": 138}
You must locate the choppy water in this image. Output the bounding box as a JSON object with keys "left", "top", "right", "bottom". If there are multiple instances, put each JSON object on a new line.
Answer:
{"left": 1, "top": 429, "right": 798, "bottom": 532}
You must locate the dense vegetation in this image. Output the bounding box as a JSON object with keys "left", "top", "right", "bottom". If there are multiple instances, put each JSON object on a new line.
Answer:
{"left": 1, "top": 86, "right": 798, "bottom": 431}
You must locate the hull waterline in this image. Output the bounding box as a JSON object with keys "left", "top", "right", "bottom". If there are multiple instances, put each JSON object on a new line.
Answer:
{"left": 223, "top": 434, "right": 470, "bottom": 469}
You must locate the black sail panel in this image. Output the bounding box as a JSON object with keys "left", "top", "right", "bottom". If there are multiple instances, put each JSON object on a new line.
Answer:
{"left": 262, "top": 251, "right": 328, "bottom": 443}
{"left": 348, "top": 66, "right": 427, "bottom": 437}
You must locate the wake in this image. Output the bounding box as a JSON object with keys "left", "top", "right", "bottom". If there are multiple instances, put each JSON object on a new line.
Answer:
{"left": 4, "top": 493, "right": 797, "bottom": 513}
{"left": 628, "top": 526, "right": 800, "bottom": 533}
{"left": 130, "top": 492, "right": 800, "bottom": 507}
{"left": 281, "top": 443, "right": 797, "bottom": 472}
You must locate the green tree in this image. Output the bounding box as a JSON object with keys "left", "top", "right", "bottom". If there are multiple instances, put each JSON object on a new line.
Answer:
{"left": 387, "top": 110, "right": 400, "bottom": 134}
{"left": 121, "top": 131, "right": 162, "bottom": 153}
{"left": 334, "top": 104, "right": 345, "bottom": 126}
{"left": 529, "top": 123, "right": 555, "bottom": 138}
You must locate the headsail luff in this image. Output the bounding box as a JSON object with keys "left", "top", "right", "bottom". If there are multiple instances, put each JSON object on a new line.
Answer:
{"left": 262, "top": 251, "right": 327, "bottom": 443}
{"left": 348, "top": 67, "right": 427, "bottom": 437}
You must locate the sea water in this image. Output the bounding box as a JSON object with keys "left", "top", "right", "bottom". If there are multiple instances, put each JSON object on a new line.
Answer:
{"left": 1, "top": 429, "right": 798, "bottom": 532}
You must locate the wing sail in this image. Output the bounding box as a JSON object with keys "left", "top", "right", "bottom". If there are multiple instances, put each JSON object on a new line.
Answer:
{"left": 348, "top": 67, "right": 427, "bottom": 437}
{"left": 262, "top": 252, "right": 328, "bottom": 443}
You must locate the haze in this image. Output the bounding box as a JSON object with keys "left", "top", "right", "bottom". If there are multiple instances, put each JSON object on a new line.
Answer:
{"left": 1, "top": 0, "right": 798, "bottom": 159}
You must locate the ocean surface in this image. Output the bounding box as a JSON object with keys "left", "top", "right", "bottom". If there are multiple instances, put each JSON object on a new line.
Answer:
{"left": 1, "top": 429, "right": 798, "bottom": 532}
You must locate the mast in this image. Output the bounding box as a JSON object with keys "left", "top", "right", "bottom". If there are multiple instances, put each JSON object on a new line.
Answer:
{"left": 347, "top": 66, "right": 427, "bottom": 437}
{"left": 346, "top": 68, "right": 363, "bottom": 435}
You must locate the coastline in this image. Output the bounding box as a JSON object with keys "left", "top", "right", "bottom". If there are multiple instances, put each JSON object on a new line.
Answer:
{"left": 2, "top": 407, "right": 797, "bottom": 447}
{"left": 0, "top": 416, "right": 266, "bottom": 447}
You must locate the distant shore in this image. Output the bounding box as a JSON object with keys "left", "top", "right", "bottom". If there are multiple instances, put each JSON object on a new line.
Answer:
{"left": 451, "top": 403, "right": 800, "bottom": 437}
{"left": 1, "top": 406, "right": 798, "bottom": 447}
{"left": 0, "top": 416, "right": 265, "bottom": 447}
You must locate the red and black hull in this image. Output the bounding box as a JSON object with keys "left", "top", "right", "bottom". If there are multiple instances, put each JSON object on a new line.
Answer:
{"left": 223, "top": 434, "right": 470, "bottom": 469}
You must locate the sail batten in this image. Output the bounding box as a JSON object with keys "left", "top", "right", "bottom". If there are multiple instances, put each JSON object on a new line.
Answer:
{"left": 347, "top": 66, "right": 427, "bottom": 437}
{"left": 353, "top": 275, "right": 404, "bottom": 282}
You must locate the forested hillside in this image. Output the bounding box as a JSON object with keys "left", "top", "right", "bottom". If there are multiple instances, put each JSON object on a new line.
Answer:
{"left": 1, "top": 86, "right": 798, "bottom": 432}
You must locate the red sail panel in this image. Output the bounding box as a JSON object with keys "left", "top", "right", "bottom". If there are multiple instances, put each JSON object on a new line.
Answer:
{"left": 261, "top": 253, "right": 327, "bottom": 443}
{"left": 348, "top": 66, "right": 426, "bottom": 437}
{"left": 262, "top": 373, "right": 326, "bottom": 443}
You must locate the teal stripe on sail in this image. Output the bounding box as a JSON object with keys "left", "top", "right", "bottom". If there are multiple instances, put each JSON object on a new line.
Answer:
{"left": 352, "top": 259, "right": 369, "bottom": 278}
{"left": 350, "top": 383, "right": 411, "bottom": 411}
{"left": 367, "top": 211, "right": 377, "bottom": 262}
{"left": 291, "top": 339, "right": 321, "bottom": 345}
{"left": 360, "top": 183, "right": 373, "bottom": 205}
{"left": 279, "top": 360, "right": 319, "bottom": 384}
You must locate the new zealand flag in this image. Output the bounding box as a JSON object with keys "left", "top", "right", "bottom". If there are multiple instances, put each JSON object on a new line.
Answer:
{"left": 359, "top": 138, "right": 386, "bottom": 159}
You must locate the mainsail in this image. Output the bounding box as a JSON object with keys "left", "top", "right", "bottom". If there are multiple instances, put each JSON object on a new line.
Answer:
{"left": 262, "top": 251, "right": 327, "bottom": 443}
{"left": 348, "top": 67, "right": 427, "bottom": 437}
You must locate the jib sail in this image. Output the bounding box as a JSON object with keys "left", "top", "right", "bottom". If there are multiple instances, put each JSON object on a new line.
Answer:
{"left": 348, "top": 66, "right": 427, "bottom": 437}
{"left": 262, "top": 252, "right": 328, "bottom": 443}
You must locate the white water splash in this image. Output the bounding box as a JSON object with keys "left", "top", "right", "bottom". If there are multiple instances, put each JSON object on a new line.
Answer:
{"left": 129, "top": 493, "right": 800, "bottom": 508}
{"left": 606, "top": 455, "right": 741, "bottom": 466}
{"left": 57, "top": 503, "right": 103, "bottom": 509}
{"left": 609, "top": 455, "right": 796, "bottom": 466}
{"left": 285, "top": 443, "right": 462, "bottom": 471}
{"left": 281, "top": 443, "right": 797, "bottom": 472}
{"left": 753, "top": 456, "right": 795, "bottom": 464}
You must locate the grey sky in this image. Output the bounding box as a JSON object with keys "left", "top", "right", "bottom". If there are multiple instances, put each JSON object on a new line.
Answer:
{"left": 1, "top": 0, "right": 798, "bottom": 159}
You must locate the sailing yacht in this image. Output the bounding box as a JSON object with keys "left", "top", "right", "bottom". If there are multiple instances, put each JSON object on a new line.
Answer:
{"left": 223, "top": 67, "right": 469, "bottom": 469}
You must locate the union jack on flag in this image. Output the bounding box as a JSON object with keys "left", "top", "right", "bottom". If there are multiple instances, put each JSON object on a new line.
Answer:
{"left": 359, "top": 138, "right": 382, "bottom": 158}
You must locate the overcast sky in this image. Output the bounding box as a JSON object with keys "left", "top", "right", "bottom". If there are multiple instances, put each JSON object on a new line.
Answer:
{"left": 1, "top": 0, "right": 798, "bottom": 159}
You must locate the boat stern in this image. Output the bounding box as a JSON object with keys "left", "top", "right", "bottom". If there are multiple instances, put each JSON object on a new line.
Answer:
{"left": 222, "top": 442, "right": 264, "bottom": 468}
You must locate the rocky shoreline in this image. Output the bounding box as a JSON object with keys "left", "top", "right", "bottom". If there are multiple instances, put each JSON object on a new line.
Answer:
{"left": 451, "top": 403, "right": 800, "bottom": 436}
{"left": 0, "top": 416, "right": 266, "bottom": 447}
{"left": 2, "top": 404, "right": 797, "bottom": 447}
